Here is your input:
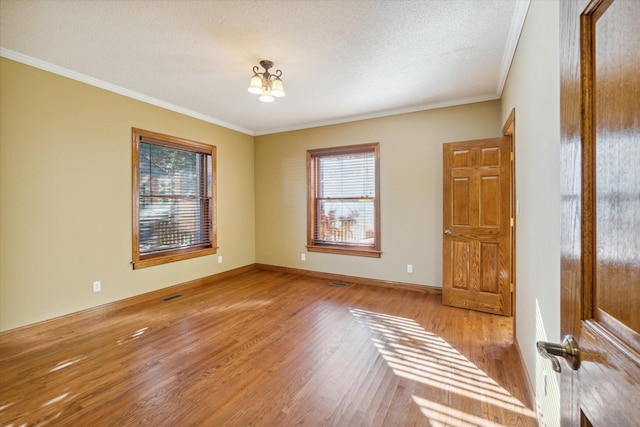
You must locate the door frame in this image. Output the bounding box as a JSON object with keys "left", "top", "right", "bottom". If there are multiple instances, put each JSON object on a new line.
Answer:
{"left": 502, "top": 109, "right": 517, "bottom": 329}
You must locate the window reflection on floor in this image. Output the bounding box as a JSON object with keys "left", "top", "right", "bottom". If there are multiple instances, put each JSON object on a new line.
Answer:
{"left": 350, "top": 308, "right": 536, "bottom": 427}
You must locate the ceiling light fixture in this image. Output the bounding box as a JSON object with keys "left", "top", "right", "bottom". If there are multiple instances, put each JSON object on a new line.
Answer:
{"left": 248, "top": 60, "right": 285, "bottom": 103}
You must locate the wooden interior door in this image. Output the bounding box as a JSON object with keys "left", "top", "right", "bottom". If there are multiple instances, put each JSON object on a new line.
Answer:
{"left": 560, "top": 0, "right": 640, "bottom": 425}
{"left": 442, "top": 137, "right": 512, "bottom": 316}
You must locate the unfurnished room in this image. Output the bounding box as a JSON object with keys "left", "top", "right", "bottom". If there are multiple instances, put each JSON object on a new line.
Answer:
{"left": 1, "top": 0, "right": 638, "bottom": 426}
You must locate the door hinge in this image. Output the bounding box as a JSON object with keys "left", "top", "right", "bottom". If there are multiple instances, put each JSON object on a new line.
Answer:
{"left": 510, "top": 283, "right": 514, "bottom": 292}
{"left": 510, "top": 218, "right": 514, "bottom": 227}
{"left": 510, "top": 151, "right": 514, "bottom": 161}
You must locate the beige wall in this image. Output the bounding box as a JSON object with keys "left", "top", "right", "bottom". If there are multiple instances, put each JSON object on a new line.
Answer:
{"left": 0, "top": 58, "right": 256, "bottom": 331}
{"left": 255, "top": 102, "right": 502, "bottom": 286}
{"left": 500, "top": 1, "right": 561, "bottom": 425}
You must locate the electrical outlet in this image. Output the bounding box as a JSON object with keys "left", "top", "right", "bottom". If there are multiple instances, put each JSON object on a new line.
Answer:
{"left": 301, "top": 253, "right": 306, "bottom": 261}
{"left": 93, "top": 281, "right": 101, "bottom": 293}
{"left": 218, "top": 255, "right": 223, "bottom": 264}
{"left": 407, "top": 264, "right": 413, "bottom": 273}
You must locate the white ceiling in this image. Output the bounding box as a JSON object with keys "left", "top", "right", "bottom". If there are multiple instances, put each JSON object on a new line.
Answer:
{"left": 0, "top": 0, "right": 529, "bottom": 136}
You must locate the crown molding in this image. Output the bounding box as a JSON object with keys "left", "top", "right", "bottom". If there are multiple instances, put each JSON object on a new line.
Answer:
{"left": 0, "top": 48, "right": 255, "bottom": 136}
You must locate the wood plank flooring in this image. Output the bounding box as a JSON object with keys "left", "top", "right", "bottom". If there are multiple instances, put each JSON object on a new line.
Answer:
{"left": 0, "top": 268, "right": 537, "bottom": 426}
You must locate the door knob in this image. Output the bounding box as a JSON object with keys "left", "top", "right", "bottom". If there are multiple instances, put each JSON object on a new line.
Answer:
{"left": 536, "top": 335, "right": 580, "bottom": 373}
{"left": 444, "top": 230, "right": 452, "bottom": 236}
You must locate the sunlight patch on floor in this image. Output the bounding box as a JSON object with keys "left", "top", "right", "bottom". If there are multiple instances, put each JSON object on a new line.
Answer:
{"left": 117, "top": 326, "right": 148, "bottom": 345}
{"left": 350, "top": 308, "right": 536, "bottom": 426}
{"left": 50, "top": 357, "right": 85, "bottom": 372}
{"left": 42, "top": 393, "right": 69, "bottom": 408}
{"left": 413, "top": 396, "right": 507, "bottom": 427}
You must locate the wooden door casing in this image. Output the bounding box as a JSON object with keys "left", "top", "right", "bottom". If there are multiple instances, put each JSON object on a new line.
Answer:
{"left": 560, "top": 0, "right": 640, "bottom": 425}
{"left": 442, "top": 137, "right": 512, "bottom": 316}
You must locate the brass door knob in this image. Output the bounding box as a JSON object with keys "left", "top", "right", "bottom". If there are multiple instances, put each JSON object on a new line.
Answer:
{"left": 536, "top": 335, "right": 580, "bottom": 373}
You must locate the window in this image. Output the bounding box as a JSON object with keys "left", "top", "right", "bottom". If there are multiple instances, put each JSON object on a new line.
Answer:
{"left": 132, "top": 128, "right": 216, "bottom": 269}
{"left": 307, "top": 143, "right": 381, "bottom": 257}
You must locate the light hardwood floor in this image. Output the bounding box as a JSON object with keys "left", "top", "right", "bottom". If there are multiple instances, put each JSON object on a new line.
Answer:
{"left": 0, "top": 268, "right": 537, "bottom": 426}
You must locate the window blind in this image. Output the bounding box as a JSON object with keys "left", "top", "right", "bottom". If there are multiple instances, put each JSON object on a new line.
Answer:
{"left": 313, "top": 150, "right": 376, "bottom": 246}
{"left": 138, "top": 140, "right": 212, "bottom": 255}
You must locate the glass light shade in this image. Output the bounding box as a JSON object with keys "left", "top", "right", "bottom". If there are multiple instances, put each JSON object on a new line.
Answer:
{"left": 259, "top": 88, "right": 274, "bottom": 102}
{"left": 248, "top": 74, "right": 263, "bottom": 94}
{"left": 271, "top": 77, "right": 285, "bottom": 97}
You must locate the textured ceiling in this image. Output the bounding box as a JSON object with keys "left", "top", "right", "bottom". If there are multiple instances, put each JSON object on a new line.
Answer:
{"left": 0, "top": 0, "right": 529, "bottom": 135}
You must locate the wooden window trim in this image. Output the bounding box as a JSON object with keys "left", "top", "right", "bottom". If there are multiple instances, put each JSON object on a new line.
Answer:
{"left": 307, "top": 143, "right": 381, "bottom": 258}
{"left": 132, "top": 128, "right": 217, "bottom": 269}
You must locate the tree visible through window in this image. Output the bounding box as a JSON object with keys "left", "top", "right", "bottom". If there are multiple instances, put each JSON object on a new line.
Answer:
{"left": 307, "top": 143, "right": 381, "bottom": 257}
{"left": 132, "top": 128, "right": 216, "bottom": 269}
